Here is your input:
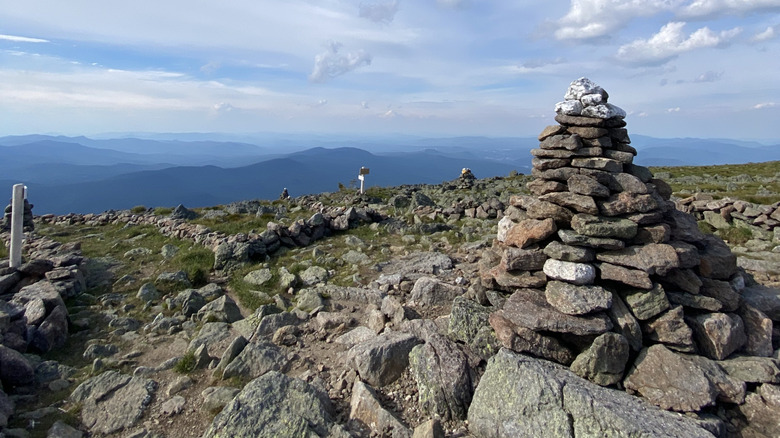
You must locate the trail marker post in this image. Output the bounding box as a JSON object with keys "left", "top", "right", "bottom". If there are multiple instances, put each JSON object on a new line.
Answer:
{"left": 9, "top": 184, "right": 24, "bottom": 268}
{"left": 358, "top": 167, "right": 370, "bottom": 194}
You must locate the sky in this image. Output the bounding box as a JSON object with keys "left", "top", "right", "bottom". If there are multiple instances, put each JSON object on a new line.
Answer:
{"left": 1, "top": 0, "right": 779, "bottom": 140}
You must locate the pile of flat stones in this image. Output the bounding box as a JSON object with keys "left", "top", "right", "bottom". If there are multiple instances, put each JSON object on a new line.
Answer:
{"left": 481, "top": 78, "right": 779, "bottom": 425}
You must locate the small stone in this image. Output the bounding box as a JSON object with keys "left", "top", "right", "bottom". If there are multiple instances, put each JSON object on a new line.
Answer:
{"left": 598, "top": 263, "right": 652, "bottom": 289}
{"left": 643, "top": 306, "right": 695, "bottom": 353}
{"left": 688, "top": 313, "right": 746, "bottom": 361}
{"left": 504, "top": 218, "right": 557, "bottom": 249}
{"left": 543, "top": 241, "right": 595, "bottom": 262}
{"left": 543, "top": 259, "right": 596, "bottom": 285}
{"left": 620, "top": 283, "right": 670, "bottom": 320}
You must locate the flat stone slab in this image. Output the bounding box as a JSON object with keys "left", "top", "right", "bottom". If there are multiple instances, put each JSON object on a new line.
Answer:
{"left": 545, "top": 281, "right": 612, "bottom": 315}
{"left": 468, "top": 348, "right": 714, "bottom": 438}
{"left": 571, "top": 213, "right": 638, "bottom": 239}
{"left": 501, "top": 288, "right": 612, "bottom": 336}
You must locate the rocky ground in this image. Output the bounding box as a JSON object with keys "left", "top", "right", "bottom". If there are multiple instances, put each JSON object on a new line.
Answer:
{"left": 1, "top": 168, "right": 780, "bottom": 438}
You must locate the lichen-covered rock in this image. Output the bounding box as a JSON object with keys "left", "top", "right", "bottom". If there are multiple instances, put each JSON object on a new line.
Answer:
{"left": 347, "top": 331, "right": 421, "bottom": 387}
{"left": 70, "top": 371, "right": 157, "bottom": 435}
{"left": 544, "top": 281, "right": 611, "bottom": 315}
{"left": 569, "top": 332, "right": 629, "bottom": 386}
{"left": 468, "top": 348, "right": 713, "bottom": 438}
{"left": 202, "top": 371, "right": 348, "bottom": 438}
{"left": 688, "top": 312, "right": 746, "bottom": 360}
{"left": 350, "top": 380, "right": 411, "bottom": 438}
{"left": 221, "top": 342, "right": 289, "bottom": 380}
{"left": 409, "top": 334, "right": 474, "bottom": 421}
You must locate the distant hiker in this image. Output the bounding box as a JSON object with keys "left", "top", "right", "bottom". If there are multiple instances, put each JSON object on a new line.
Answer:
{"left": 280, "top": 188, "right": 290, "bottom": 200}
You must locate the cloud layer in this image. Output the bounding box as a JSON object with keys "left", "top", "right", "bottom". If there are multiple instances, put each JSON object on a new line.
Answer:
{"left": 0, "top": 0, "right": 778, "bottom": 139}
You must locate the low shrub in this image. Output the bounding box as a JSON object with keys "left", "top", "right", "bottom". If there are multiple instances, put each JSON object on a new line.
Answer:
{"left": 130, "top": 205, "right": 147, "bottom": 214}
{"left": 154, "top": 207, "right": 173, "bottom": 216}
{"left": 174, "top": 350, "right": 197, "bottom": 374}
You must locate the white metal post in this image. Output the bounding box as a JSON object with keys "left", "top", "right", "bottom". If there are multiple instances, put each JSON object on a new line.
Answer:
{"left": 9, "top": 184, "right": 24, "bottom": 268}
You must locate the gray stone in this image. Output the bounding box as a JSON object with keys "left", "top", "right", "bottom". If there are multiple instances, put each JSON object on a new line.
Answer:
{"left": 336, "top": 326, "right": 379, "bottom": 348}
{"left": 155, "top": 270, "right": 191, "bottom": 290}
{"left": 737, "top": 390, "right": 780, "bottom": 438}
{"left": 489, "top": 312, "right": 575, "bottom": 365}
{"left": 567, "top": 174, "right": 610, "bottom": 198}
{"left": 47, "top": 420, "right": 83, "bottom": 437}
{"left": 409, "top": 277, "right": 465, "bottom": 307}
{"left": 447, "top": 296, "right": 492, "bottom": 348}
{"left": 501, "top": 288, "right": 612, "bottom": 336}
{"left": 202, "top": 371, "right": 347, "bottom": 438}
{"left": 597, "top": 244, "right": 679, "bottom": 276}
{"left": 295, "top": 288, "right": 325, "bottom": 312}
{"left": 188, "top": 322, "right": 232, "bottom": 353}
{"left": 542, "top": 259, "right": 596, "bottom": 285}
{"left": 539, "top": 192, "right": 598, "bottom": 215}
{"left": 347, "top": 331, "right": 422, "bottom": 387}
{"left": 501, "top": 247, "right": 548, "bottom": 271}
{"left": 197, "top": 295, "right": 242, "bottom": 323}
{"left": 739, "top": 304, "right": 774, "bottom": 357}
{"left": 374, "top": 252, "right": 453, "bottom": 278}
{"left": 643, "top": 306, "right": 695, "bottom": 353}
{"left": 742, "top": 284, "right": 780, "bottom": 321}
{"left": 243, "top": 269, "right": 273, "bottom": 287}
{"left": 201, "top": 386, "right": 241, "bottom": 413}
{"left": 606, "top": 292, "right": 643, "bottom": 351}
{"left": 700, "top": 278, "right": 740, "bottom": 312}
{"left": 570, "top": 214, "right": 638, "bottom": 239}
{"left": 558, "top": 229, "right": 625, "bottom": 250}
{"left": 31, "top": 304, "right": 69, "bottom": 353}
{"left": 70, "top": 371, "right": 157, "bottom": 435}
{"left": 222, "top": 341, "right": 289, "bottom": 380}
{"left": 544, "top": 281, "right": 611, "bottom": 315}
{"left": 468, "top": 348, "right": 713, "bottom": 438}
{"left": 409, "top": 334, "right": 474, "bottom": 421}
{"left": 0, "top": 344, "right": 35, "bottom": 389}
{"left": 624, "top": 345, "right": 718, "bottom": 412}
{"left": 570, "top": 332, "right": 629, "bottom": 386}
{"left": 620, "top": 283, "right": 670, "bottom": 320}
{"left": 599, "top": 192, "right": 659, "bottom": 216}
{"left": 412, "top": 419, "right": 444, "bottom": 438}
{"left": 176, "top": 289, "right": 206, "bottom": 317}
{"left": 543, "top": 241, "right": 594, "bottom": 262}
{"left": 697, "top": 235, "right": 737, "bottom": 280}
{"left": 667, "top": 291, "right": 722, "bottom": 312}
{"left": 689, "top": 313, "right": 746, "bottom": 360}
{"left": 661, "top": 269, "right": 702, "bottom": 294}
{"left": 299, "top": 266, "right": 329, "bottom": 286}
{"left": 136, "top": 283, "right": 160, "bottom": 303}
{"left": 718, "top": 356, "right": 780, "bottom": 383}
{"left": 597, "top": 263, "right": 652, "bottom": 289}
{"left": 350, "top": 380, "right": 411, "bottom": 438}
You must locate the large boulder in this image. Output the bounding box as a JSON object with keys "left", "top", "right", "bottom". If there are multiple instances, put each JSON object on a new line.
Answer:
{"left": 467, "top": 348, "right": 713, "bottom": 437}
{"left": 202, "top": 371, "right": 348, "bottom": 438}
{"left": 624, "top": 345, "right": 744, "bottom": 412}
{"left": 409, "top": 334, "right": 474, "bottom": 421}
{"left": 347, "top": 331, "right": 422, "bottom": 387}
{"left": 221, "top": 342, "right": 289, "bottom": 381}
{"left": 70, "top": 371, "right": 157, "bottom": 435}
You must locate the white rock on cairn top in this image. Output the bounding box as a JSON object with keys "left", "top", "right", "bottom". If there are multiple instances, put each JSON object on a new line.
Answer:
{"left": 555, "top": 77, "right": 626, "bottom": 119}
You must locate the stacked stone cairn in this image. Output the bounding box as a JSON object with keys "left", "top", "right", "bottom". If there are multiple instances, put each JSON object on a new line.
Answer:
{"left": 481, "top": 78, "right": 779, "bottom": 417}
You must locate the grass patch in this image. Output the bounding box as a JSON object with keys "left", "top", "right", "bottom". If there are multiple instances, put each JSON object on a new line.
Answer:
{"left": 650, "top": 161, "right": 780, "bottom": 204}
{"left": 130, "top": 205, "right": 147, "bottom": 214}
{"left": 718, "top": 226, "right": 753, "bottom": 245}
{"left": 174, "top": 350, "right": 197, "bottom": 374}
{"left": 0, "top": 239, "right": 7, "bottom": 258}
{"left": 154, "top": 207, "right": 173, "bottom": 216}
{"left": 192, "top": 214, "right": 275, "bottom": 235}
{"left": 697, "top": 220, "right": 715, "bottom": 235}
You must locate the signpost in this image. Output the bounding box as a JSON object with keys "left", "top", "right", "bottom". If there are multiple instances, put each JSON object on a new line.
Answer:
{"left": 358, "top": 167, "right": 370, "bottom": 194}
{"left": 9, "top": 184, "right": 24, "bottom": 268}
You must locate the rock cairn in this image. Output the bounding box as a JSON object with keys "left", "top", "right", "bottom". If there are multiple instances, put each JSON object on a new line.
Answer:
{"left": 2, "top": 199, "right": 34, "bottom": 232}
{"left": 480, "top": 78, "right": 779, "bottom": 416}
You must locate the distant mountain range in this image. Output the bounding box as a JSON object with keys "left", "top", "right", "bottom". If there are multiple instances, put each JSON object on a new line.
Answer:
{"left": 1, "top": 133, "right": 778, "bottom": 214}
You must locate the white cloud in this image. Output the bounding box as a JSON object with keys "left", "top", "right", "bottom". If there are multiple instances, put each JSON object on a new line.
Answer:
{"left": 679, "top": 0, "right": 780, "bottom": 19}
{"left": 753, "top": 102, "right": 777, "bottom": 109}
{"left": 616, "top": 22, "right": 741, "bottom": 65}
{"left": 359, "top": 0, "right": 399, "bottom": 23}
{"left": 213, "top": 102, "right": 234, "bottom": 112}
{"left": 753, "top": 26, "right": 777, "bottom": 41}
{"left": 555, "top": 0, "right": 683, "bottom": 40}
{"left": 693, "top": 70, "right": 722, "bottom": 82}
{"left": 0, "top": 34, "right": 49, "bottom": 43}
{"left": 309, "top": 41, "right": 372, "bottom": 83}
{"left": 667, "top": 107, "right": 681, "bottom": 112}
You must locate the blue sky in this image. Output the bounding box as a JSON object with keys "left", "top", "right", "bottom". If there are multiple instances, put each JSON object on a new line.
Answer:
{"left": 1, "top": 0, "right": 779, "bottom": 140}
